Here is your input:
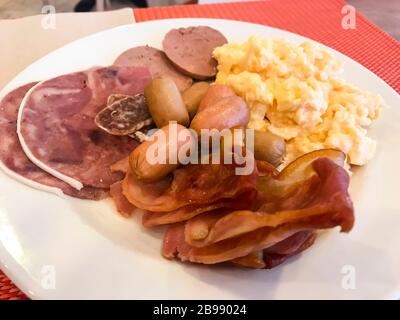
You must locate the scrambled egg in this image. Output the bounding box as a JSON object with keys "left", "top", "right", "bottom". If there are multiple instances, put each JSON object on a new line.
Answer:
{"left": 213, "top": 36, "right": 384, "bottom": 166}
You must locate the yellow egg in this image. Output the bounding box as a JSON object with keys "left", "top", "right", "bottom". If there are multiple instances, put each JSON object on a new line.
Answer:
{"left": 213, "top": 36, "right": 384, "bottom": 167}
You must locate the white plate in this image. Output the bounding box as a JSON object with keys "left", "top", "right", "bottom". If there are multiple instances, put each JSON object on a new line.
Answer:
{"left": 1, "top": 18, "right": 399, "bottom": 300}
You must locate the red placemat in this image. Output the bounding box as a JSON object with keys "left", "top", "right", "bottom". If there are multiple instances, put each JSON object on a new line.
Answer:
{"left": 1, "top": 0, "right": 399, "bottom": 301}
{"left": 135, "top": 0, "right": 400, "bottom": 93}
{"left": 0, "top": 271, "right": 28, "bottom": 300}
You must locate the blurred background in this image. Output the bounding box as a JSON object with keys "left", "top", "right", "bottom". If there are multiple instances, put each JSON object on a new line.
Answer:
{"left": 0, "top": 0, "right": 246, "bottom": 18}
{"left": 0, "top": 0, "right": 398, "bottom": 40}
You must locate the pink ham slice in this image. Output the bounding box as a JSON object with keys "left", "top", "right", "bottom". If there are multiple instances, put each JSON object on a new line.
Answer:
{"left": 114, "top": 46, "right": 192, "bottom": 92}
{"left": 18, "top": 66, "right": 152, "bottom": 190}
{"left": 0, "top": 83, "right": 108, "bottom": 200}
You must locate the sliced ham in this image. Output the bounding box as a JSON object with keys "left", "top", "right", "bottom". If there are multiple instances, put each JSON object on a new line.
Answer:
{"left": 262, "top": 231, "right": 317, "bottom": 269}
{"left": 0, "top": 83, "right": 108, "bottom": 200}
{"left": 263, "top": 231, "right": 316, "bottom": 255}
{"left": 18, "top": 66, "right": 151, "bottom": 190}
{"left": 162, "top": 222, "right": 192, "bottom": 260}
{"left": 114, "top": 45, "right": 192, "bottom": 91}
{"left": 164, "top": 213, "right": 342, "bottom": 265}
{"left": 110, "top": 156, "right": 130, "bottom": 174}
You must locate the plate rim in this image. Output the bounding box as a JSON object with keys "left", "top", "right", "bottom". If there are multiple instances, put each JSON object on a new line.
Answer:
{"left": 0, "top": 18, "right": 399, "bottom": 300}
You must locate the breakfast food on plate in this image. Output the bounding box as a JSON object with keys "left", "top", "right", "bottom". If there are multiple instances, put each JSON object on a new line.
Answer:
{"left": 0, "top": 83, "right": 108, "bottom": 199}
{"left": 114, "top": 45, "right": 193, "bottom": 92}
{"left": 144, "top": 77, "right": 190, "bottom": 128}
{"left": 129, "top": 124, "right": 195, "bottom": 183}
{"left": 190, "top": 94, "right": 250, "bottom": 134}
{"left": 1, "top": 25, "right": 383, "bottom": 269}
{"left": 131, "top": 146, "right": 353, "bottom": 268}
{"left": 198, "top": 83, "right": 235, "bottom": 112}
{"left": 163, "top": 26, "right": 228, "bottom": 80}
{"left": 118, "top": 72, "right": 354, "bottom": 268}
{"left": 213, "top": 36, "right": 384, "bottom": 166}
{"left": 181, "top": 81, "right": 210, "bottom": 119}
{"left": 253, "top": 130, "right": 286, "bottom": 167}
{"left": 18, "top": 66, "right": 150, "bottom": 190}
{"left": 231, "top": 231, "right": 317, "bottom": 269}
{"left": 95, "top": 93, "right": 153, "bottom": 136}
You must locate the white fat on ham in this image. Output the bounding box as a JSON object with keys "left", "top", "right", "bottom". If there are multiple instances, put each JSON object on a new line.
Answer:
{"left": 31, "top": 87, "right": 82, "bottom": 105}
{"left": 17, "top": 81, "right": 85, "bottom": 190}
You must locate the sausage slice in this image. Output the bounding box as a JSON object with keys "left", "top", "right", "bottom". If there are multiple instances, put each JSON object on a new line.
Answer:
{"left": 162, "top": 26, "right": 228, "bottom": 80}
{"left": 114, "top": 45, "right": 192, "bottom": 91}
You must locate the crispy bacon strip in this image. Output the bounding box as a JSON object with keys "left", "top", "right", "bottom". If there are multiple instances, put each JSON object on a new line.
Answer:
{"left": 110, "top": 181, "right": 135, "bottom": 217}
{"left": 230, "top": 251, "right": 266, "bottom": 269}
{"left": 264, "top": 230, "right": 316, "bottom": 255}
{"left": 185, "top": 157, "right": 353, "bottom": 247}
{"left": 231, "top": 231, "right": 317, "bottom": 269}
{"left": 162, "top": 222, "right": 191, "bottom": 260}
{"left": 163, "top": 157, "right": 354, "bottom": 265}
{"left": 123, "top": 162, "right": 260, "bottom": 212}
{"left": 142, "top": 190, "right": 257, "bottom": 227}
{"left": 165, "top": 220, "right": 332, "bottom": 265}
{"left": 262, "top": 231, "right": 317, "bottom": 269}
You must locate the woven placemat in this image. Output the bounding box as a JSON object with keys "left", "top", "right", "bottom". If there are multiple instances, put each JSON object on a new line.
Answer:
{"left": 0, "top": 271, "right": 28, "bottom": 300}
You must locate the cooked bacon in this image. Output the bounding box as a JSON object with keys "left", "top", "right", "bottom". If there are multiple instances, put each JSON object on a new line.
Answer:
{"left": 264, "top": 231, "right": 316, "bottom": 255}
{"left": 164, "top": 224, "right": 317, "bottom": 267}
{"left": 230, "top": 251, "right": 266, "bottom": 269}
{"left": 123, "top": 147, "right": 353, "bottom": 269}
{"left": 18, "top": 67, "right": 148, "bottom": 189}
{"left": 162, "top": 222, "right": 191, "bottom": 260}
{"left": 110, "top": 181, "right": 135, "bottom": 217}
{"left": 232, "top": 231, "right": 317, "bottom": 269}
{"left": 163, "top": 157, "right": 354, "bottom": 265}
{"left": 262, "top": 231, "right": 317, "bottom": 269}
{"left": 185, "top": 157, "right": 353, "bottom": 248}
{"left": 143, "top": 204, "right": 229, "bottom": 228}
{"left": 123, "top": 162, "right": 260, "bottom": 212}
{"left": 165, "top": 222, "right": 318, "bottom": 265}
{"left": 142, "top": 190, "right": 257, "bottom": 227}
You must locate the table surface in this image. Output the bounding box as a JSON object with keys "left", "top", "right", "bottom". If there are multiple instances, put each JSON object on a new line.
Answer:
{"left": 346, "top": 0, "right": 399, "bottom": 41}
{"left": 0, "top": 0, "right": 398, "bottom": 39}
